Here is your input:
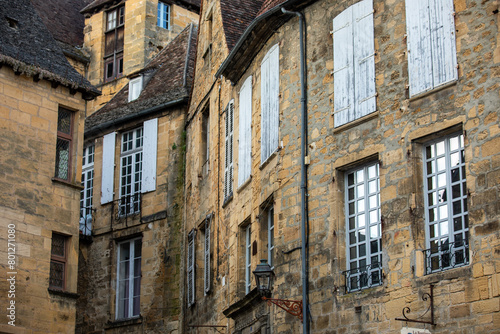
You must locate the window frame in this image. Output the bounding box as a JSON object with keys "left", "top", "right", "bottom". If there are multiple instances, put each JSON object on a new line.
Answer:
{"left": 187, "top": 230, "right": 196, "bottom": 307}
{"left": 245, "top": 224, "right": 252, "bottom": 294}
{"left": 128, "top": 76, "right": 143, "bottom": 102}
{"left": 157, "top": 1, "right": 170, "bottom": 29}
{"left": 203, "top": 217, "right": 211, "bottom": 295}
{"left": 224, "top": 100, "right": 234, "bottom": 201}
{"left": 116, "top": 237, "right": 142, "bottom": 320}
{"left": 119, "top": 127, "right": 143, "bottom": 216}
{"left": 55, "top": 107, "right": 74, "bottom": 181}
{"left": 238, "top": 76, "right": 252, "bottom": 186}
{"left": 80, "top": 144, "right": 95, "bottom": 236}
{"left": 104, "top": 5, "right": 125, "bottom": 82}
{"left": 49, "top": 233, "right": 68, "bottom": 291}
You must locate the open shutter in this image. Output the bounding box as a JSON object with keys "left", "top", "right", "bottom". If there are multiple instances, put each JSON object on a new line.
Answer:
{"left": 333, "top": 6, "right": 355, "bottom": 127}
{"left": 405, "top": 0, "right": 433, "bottom": 96}
{"left": 224, "top": 101, "right": 234, "bottom": 200}
{"left": 187, "top": 230, "right": 195, "bottom": 306}
{"left": 101, "top": 132, "right": 116, "bottom": 204}
{"left": 261, "top": 44, "right": 279, "bottom": 163}
{"left": 429, "top": 0, "right": 457, "bottom": 88}
{"left": 204, "top": 218, "right": 211, "bottom": 295}
{"left": 142, "top": 118, "right": 157, "bottom": 193}
{"left": 238, "top": 76, "right": 252, "bottom": 186}
{"left": 353, "top": 0, "right": 376, "bottom": 119}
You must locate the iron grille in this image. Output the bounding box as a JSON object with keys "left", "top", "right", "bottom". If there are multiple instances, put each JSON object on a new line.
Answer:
{"left": 424, "top": 239, "right": 469, "bottom": 274}
{"left": 343, "top": 263, "right": 383, "bottom": 293}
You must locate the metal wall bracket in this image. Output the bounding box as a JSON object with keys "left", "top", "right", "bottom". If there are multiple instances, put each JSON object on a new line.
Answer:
{"left": 262, "top": 297, "right": 303, "bottom": 323}
{"left": 395, "top": 284, "right": 435, "bottom": 326}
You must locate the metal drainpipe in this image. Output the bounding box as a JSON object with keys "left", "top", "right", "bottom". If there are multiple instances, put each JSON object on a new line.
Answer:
{"left": 281, "top": 7, "right": 309, "bottom": 334}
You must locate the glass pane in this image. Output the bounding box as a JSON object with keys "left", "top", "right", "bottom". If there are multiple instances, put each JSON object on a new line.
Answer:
{"left": 429, "top": 208, "right": 437, "bottom": 222}
{"left": 426, "top": 161, "right": 434, "bottom": 174}
{"left": 349, "top": 217, "right": 356, "bottom": 230}
{"left": 368, "top": 180, "right": 377, "bottom": 194}
{"left": 357, "top": 184, "right": 365, "bottom": 198}
{"left": 357, "top": 199, "right": 365, "bottom": 212}
{"left": 427, "top": 176, "right": 435, "bottom": 190}
{"left": 453, "top": 217, "right": 462, "bottom": 231}
{"left": 452, "top": 184, "right": 461, "bottom": 199}
{"left": 348, "top": 173, "right": 355, "bottom": 186}
{"left": 450, "top": 152, "right": 460, "bottom": 167}
{"left": 369, "top": 210, "right": 378, "bottom": 224}
{"left": 438, "top": 173, "right": 447, "bottom": 187}
{"left": 359, "top": 244, "right": 366, "bottom": 257}
{"left": 349, "top": 232, "right": 356, "bottom": 244}
{"left": 358, "top": 214, "right": 365, "bottom": 228}
{"left": 451, "top": 168, "right": 460, "bottom": 182}
{"left": 348, "top": 188, "right": 355, "bottom": 200}
{"left": 356, "top": 169, "right": 364, "bottom": 183}
{"left": 439, "top": 221, "right": 449, "bottom": 236}
{"left": 370, "top": 225, "right": 379, "bottom": 238}
{"left": 428, "top": 192, "right": 436, "bottom": 206}
{"left": 453, "top": 200, "right": 461, "bottom": 215}
{"left": 437, "top": 157, "right": 446, "bottom": 172}
{"left": 368, "top": 165, "right": 376, "bottom": 179}
{"left": 55, "top": 138, "right": 70, "bottom": 180}
{"left": 429, "top": 223, "right": 438, "bottom": 238}
{"left": 358, "top": 229, "right": 366, "bottom": 242}
{"left": 426, "top": 145, "right": 434, "bottom": 159}
{"left": 450, "top": 135, "right": 459, "bottom": 151}
{"left": 350, "top": 246, "right": 357, "bottom": 259}
{"left": 349, "top": 202, "right": 355, "bottom": 215}
{"left": 370, "top": 240, "right": 378, "bottom": 254}
{"left": 369, "top": 195, "right": 377, "bottom": 209}
{"left": 436, "top": 141, "right": 445, "bottom": 155}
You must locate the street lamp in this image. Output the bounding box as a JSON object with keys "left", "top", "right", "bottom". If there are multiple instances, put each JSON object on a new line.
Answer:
{"left": 253, "top": 259, "right": 303, "bottom": 322}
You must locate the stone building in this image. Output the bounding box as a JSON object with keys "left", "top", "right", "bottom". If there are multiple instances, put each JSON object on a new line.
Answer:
{"left": 76, "top": 22, "right": 198, "bottom": 333}
{"left": 0, "top": 0, "right": 99, "bottom": 332}
{"left": 183, "top": 0, "right": 500, "bottom": 333}
{"left": 80, "top": 0, "right": 200, "bottom": 113}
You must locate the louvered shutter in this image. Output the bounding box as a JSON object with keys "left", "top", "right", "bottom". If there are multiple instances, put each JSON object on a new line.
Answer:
{"left": 224, "top": 101, "right": 234, "bottom": 200}
{"left": 204, "top": 218, "right": 211, "bottom": 294}
{"left": 101, "top": 132, "right": 116, "bottom": 204}
{"left": 187, "top": 230, "right": 195, "bottom": 307}
{"left": 141, "top": 118, "right": 157, "bottom": 193}
{"left": 238, "top": 76, "right": 252, "bottom": 186}
{"left": 261, "top": 44, "right": 279, "bottom": 163}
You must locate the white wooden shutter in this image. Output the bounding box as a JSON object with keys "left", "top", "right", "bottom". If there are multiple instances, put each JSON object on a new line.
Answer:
{"left": 353, "top": 0, "right": 376, "bottom": 119}
{"left": 141, "top": 118, "right": 157, "bottom": 193}
{"left": 204, "top": 218, "right": 211, "bottom": 295}
{"left": 101, "top": 132, "right": 116, "bottom": 204}
{"left": 261, "top": 44, "right": 279, "bottom": 163}
{"left": 238, "top": 76, "right": 252, "bottom": 186}
{"left": 224, "top": 101, "right": 234, "bottom": 200}
{"left": 187, "top": 230, "right": 195, "bottom": 306}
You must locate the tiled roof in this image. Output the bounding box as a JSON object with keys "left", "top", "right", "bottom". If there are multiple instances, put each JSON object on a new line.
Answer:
{"left": 256, "top": 0, "right": 287, "bottom": 16}
{"left": 85, "top": 24, "right": 198, "bottom": 134}
{"left": 0, "top": 0, "right": 99, "bottom": 97}
{"left": 220, "top": 0, "right": 264, "bottom": 51}
{"left": 81, "top": 0, "right": 200, "bottom": 14}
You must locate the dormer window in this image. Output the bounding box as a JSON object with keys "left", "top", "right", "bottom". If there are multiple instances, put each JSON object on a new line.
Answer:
{"left": 128, "top": 76, "right": 143, "bottom": 102}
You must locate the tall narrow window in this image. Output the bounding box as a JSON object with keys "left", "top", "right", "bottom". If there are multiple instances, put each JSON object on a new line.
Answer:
{"left": 104, "top": 5, "right": 125, "bottom": 82}
{"left": 201, "top": 106, "right": 210, "bottom": 175}
{"left": 224, "top": 101, "right": 234, "bottom": 201}
{"left": 119, "top": 127, "right": 143, "bottom": 215}
{"left": 55, "top": 107, "right": 73, "bottom": 181}
{"left": 245, "top": 225, "right": 251, "bottom": 294}
{"left": 332, "top": 0, "right": 376, "bottom": 127}
{"left": 80, "top": 145, "right": 94, "bottom": 236}
{"left": 187, "top": 230, "right": 196, "bottom": 307}
{"left": 204, "top": 218, "right": 211, "bottom": 295}
{"left": 49, "top": 233, "right": 68, "bottom": 290}
{"left": 345, "top": 162, "right": 382, "bottom": 292}
{"left": 238, "top": 76, "right": 252, "bottom": 186}
{"left": 116, "top": 238, "right": 142, "bottom": 319}
{"left": 423, "top": 133, "right": 468, "bottom": 273}
{"left": 405, "top": 0, "right": 458, "bottom": 96}
{"left": 267, "top": 207, "right": 275, "bottom": 269}
{"left": 260, "top": 44, "right": 279, "bottom": 163}
{"left": 157, "top": 2, "right": 170, "bottom": 29}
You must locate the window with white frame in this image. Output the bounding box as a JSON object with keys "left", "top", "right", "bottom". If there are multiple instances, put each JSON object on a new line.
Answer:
{"left": 116, "top": 238, "right": 141, "bottom": 319}
{"left": 80, "top": 144, "right": 94, "bottom": 236}
{"left": 405, "top": 0, "right": 458, "bottom": 97}
{"left": 245, "top": 225, "right": 252, "bottom": 294}
{"left": 345, "top": 162, "right": 382, "bottom": 292}
{"left": 204, "top": 218, "right": 211, "bottom": 295}
{"left": 187, "top": 230, "right": 196, "bottom": 307}
{"left": 260, "top": 44, "right": 279, "bottom": 163}
{"left": 157, "top": 1, "right": 170, "bottom": 29}
{"left": 423, "top": 133, "right": 468, "bottom": 274}
{"left": 128, "top": 76, "right": 143, "bottom": 102}
{"left": 238, "top": 76, "right": 252, "bottom": 186}
{"left": 224, "top": 100, "right": 234, "bottom": 201}
{"left": 120, "top": 127, "right": 143, "bottom": 215}
{"left": 332, "top": 0, "right": 376, "bottom": 127}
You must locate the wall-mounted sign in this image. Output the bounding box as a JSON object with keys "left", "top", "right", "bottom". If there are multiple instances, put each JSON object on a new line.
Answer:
{"left": 401, "top": 328, "right": 431, "bottom": 334}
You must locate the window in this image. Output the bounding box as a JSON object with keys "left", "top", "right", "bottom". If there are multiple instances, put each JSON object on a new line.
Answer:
{"left": 49, "top": 233, "right": 68, "bottom": 290}
{"left": 332, "top": 0, "right": 376, "bottom": 127}
{"left": 405, "top": 0, "right": 458, "bottom": 96}
{"left": 260, "top": 204, "right": 275, "bottom": 269}
{"left": 187, "top": 230, "right": 196, "bottom": 307}
{"left": 260, "top": 44, "right": 279, "bottom": 163}
{"left": 157, "top": 1, "right": 170, "bottom": 29}
{"left": 80, "top": 145, "right": 94, "bottom": 236}
{"left": 128, "top": 76, "right": 143, "bottom": 102}
{"left": 104, "top": 5, "right": 125, "bottom": 82}
{"left": 245, "top": 225, "right": 251, "bottom": 294}
{"left": 238, "top": 76, "right": 252, "bottom": 186}
{"left": 345, "top": 162, "right": 382, "bottom": 292}
{"left": 116, "top": 238, "right": 141, "bottom": 319}
{"left": 119, "top": 127, "right": 143, "bottom": 215}
{"left": 201, "top": 106, "right": 210, "bottom": 175}
{"left": 204, "top": 218, "right": 211, "bottom": 295}
{"left": 423, "top": 133, "right": 468, "bottom": 273}
{"left": 224, "top": 101, "right": 234, "bottom": 201}
{"left": 55, "top": 107, "right": 73, "bottom": 181}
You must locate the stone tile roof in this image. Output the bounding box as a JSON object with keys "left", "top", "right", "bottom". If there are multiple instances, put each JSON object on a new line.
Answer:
{"left": 0, "top": 0, "right": 99, "bottom": 97}
{"left": 85, "top": 24, "right": 198, "bottom": 134}
{"left": 220, "top": 0, "right": 264, "bottom": 50}
{"left": 81, "top": 0, "right": 200, "bottom": 14}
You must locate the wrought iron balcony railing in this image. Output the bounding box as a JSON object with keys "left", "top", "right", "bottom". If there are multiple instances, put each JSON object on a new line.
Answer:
{"left": 79, "top": 206, "right": 94, "bottom": 236}
{"left": 424, "top": 239, "right": 469, "bottom": 274}
{"left": 343, "top": 263, "right": 383, "bottom": 293}
{"left": 114, "top": 193, "right": 142, "bottom": 219}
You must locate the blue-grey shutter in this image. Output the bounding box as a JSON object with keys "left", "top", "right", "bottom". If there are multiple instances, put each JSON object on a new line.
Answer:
{"left": 187, "top": 230, "right": 195, "bottom": 306}
{"left": 141, "top": 118, "right": 157, "bottom": 193}
{"left": 238, "top": 76, "right": 252, "bottom": 186}
{"left": 261, "top": 44, "right": 279, "bottom": 163}
{"left": 224, "top": 101, "right": 234, "bottom": 200}
{"left": 204, "top": 219, "right": 211, "bottom": 295}
{"left": 101, "top": 132, "right": 116, "bottom": 204}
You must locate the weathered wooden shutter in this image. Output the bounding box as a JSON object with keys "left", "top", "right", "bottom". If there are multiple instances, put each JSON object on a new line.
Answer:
{"left": 101, "top": 132, "right": 116, "bottom": 204}
{"left": 187, "top": 230, "right": 195, "bottom": 307}
{"left": 141, "top": 118, "right": 157, "bottom": 193}
{"left": 204, "top": 218, "right": 211, "bottom": 295}
{"left": 238, "top": 76, "right": 252, "bottom": 186}
{"left": 224, "top": 101, "right": 234, "bottom": 200}
{"left": 261, "top": 44, "right": 279, "bottom": 163}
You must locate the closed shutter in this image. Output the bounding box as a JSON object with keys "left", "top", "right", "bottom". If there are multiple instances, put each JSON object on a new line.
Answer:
{"left": 204, "top": 218, "right": 211, "bottom": 294}
{"left": 141, "top": 118, "right": 158, "bottom": 193}
{"left": 238, "top": 76, "right": 252, "bottom": 186}
{"left": 261, "top": 44, "right": 279, "bottom": 163}
{"left": 187, "top": 230, "right": 195, "bottom": 307}
{"left": 224, "top": 101, "right": 234, "bottom": 200}
{"left": 101, "top": 132, "right": 116, "bottom": 204}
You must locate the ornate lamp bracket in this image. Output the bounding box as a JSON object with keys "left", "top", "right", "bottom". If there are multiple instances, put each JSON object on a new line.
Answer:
{"left": 395, "top": 284, "right": 435, "bottom": 326}
{"left": 262, "top": 297, "right": 303, "bottom": 323}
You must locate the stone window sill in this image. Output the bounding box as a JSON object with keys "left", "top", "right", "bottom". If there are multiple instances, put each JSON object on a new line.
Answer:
{"left": 48, "top": 288, "right": 79, "bottom": 299}
{"left": 105, "top": 316, "right": 143, "bottom": 329}
{"left": 52, "top": 177, "right": 84, "bottom": 190}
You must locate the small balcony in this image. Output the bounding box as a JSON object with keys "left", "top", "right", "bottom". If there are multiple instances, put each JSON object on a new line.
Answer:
{"left": 79, "top": 206, "right": 94, "bottom": 240}
{"left": 424, "top": 239, "right": 469, "bottom": 274}
{"left": 343, "top": 263, "right": 383, "bottom": 293}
